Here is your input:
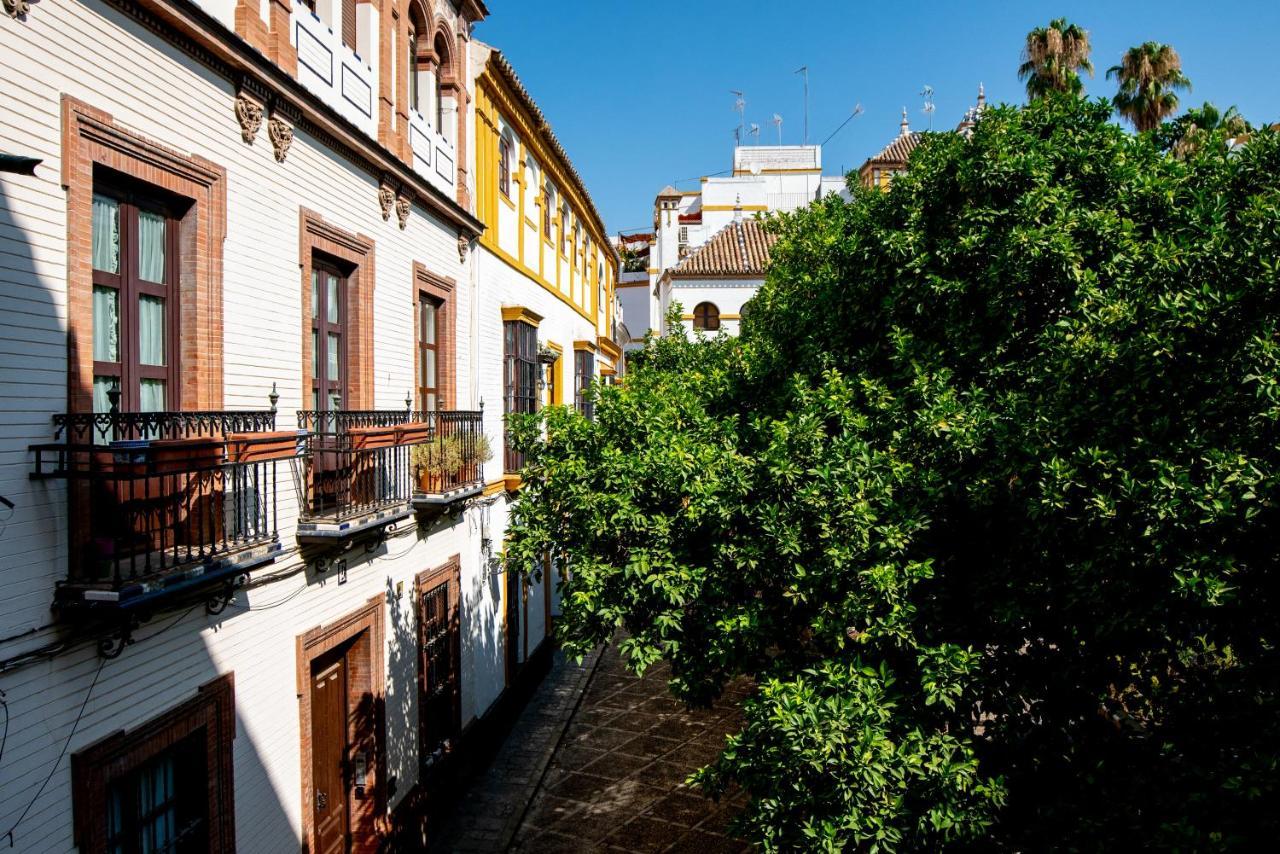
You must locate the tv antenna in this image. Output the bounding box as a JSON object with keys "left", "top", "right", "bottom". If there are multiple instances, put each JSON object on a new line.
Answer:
{"left": 920, "top": 85, "right": 936, "bottom": 131}
{"left": 794, "top": 65, "right": 809, "bottom": 145}
{"left": 730, "top": 90, "right": 746, "bottom": 141}
{"left": 771, "top": 113, "right": 783, "bottom": 145}
{"left": 819, "top": 103, "right": 864, "bottom": 147}
{"left": 749, "top": 123, "right": 761, "bottom": 144}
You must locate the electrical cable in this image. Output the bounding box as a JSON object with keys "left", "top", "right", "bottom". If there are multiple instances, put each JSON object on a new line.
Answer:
{"left": 3, "top": 656, "right": 105, "bottom": 848}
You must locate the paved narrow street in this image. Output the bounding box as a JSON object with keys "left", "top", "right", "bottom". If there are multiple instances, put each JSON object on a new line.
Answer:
{"left": 430, "top": 642, "right": 750, "bottom": 853}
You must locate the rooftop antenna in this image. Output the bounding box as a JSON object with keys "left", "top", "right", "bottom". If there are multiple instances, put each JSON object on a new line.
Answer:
{"left": 794, "top": 65, "right": 809, "bottom": 145}
{"left": 749, "top": 122, "right": 761, "bottom": 144}
{"left": 730, "top": 90, "right": 746, "bottom": 143}
{"left": 920, "top": 85, "right": 935, "bottom": 131}
{"left": 771, "top": 113, "right": 783, "bottom": 145}
{"left": 819, "top": 102, "right": 864, "bottom": 147}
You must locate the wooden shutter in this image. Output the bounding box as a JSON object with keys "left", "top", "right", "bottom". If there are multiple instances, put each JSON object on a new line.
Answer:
{"left": 342, "top": 0, "right": 357, "bottom": 50}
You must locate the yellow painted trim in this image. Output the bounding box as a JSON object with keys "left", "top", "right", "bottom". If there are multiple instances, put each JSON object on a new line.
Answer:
{"left": 596, "top": 336, "right": 622, "bottom": 360}
{"left": 646, "top": 267, "right": 660, "bottom": 275}
{"left": 502, "top": 305, "right": 544, "bottom": 326}
{"left": 721, "top": 313, "right": 742, "bottom": 320}
{"left": 486, "top": 244, "right": 594, "bottom": 323}
{"left": 524, "top": 216, "right": 538, "bottom": 228}
{"left": 680, "top": 314, "right": 695, "bottom": 320}
{"left": 500, "top": 192, "right": 516, "bottom": 211}
{"left": 483, "top": 478, "right": 507, "bottom": 497}
{"left": 503, "top": 473, "right": 524, "bottom": 492}
{"left": 544, "top": 342, "right": 564, "bottom": 407}
{"left": 702, "top": 204, "right": 768, "bottom": 212}
{"left": 573, "top": 339, "right": 598, "bottom": 353}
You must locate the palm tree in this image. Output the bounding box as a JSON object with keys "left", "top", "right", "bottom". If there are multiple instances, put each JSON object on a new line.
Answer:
{"left": 1167, "top": 101, "right": 1249, "bottom": 156}
{"left": 1018, "top": 18, "right": 1094, "bottom": 100}
{"left": 1108, "top": 42, "right": 1191, "bottom": 132}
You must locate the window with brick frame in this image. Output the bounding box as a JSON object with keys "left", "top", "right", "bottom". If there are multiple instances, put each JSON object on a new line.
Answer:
{"left": 72, "top": 674, "right": 236, "bottom": 854}
{"left": 90, "top": 178, "right": 183, "bottom": 413}
{"left": 417, "top": 559, "right": 461, "bottom": 773}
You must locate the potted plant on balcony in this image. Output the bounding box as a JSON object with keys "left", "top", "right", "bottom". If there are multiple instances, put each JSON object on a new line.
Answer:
{"left": 411, "top": 435, "right": 492, "bottom": 494}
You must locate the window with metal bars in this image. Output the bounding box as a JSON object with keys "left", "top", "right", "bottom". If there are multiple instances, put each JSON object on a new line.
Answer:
{"left": 503, "top": 320, "right": 538, "bottom": 472}
{"left": 574, "top": 349, "right": 595, "bottom": 419}
{"left": 419, "top": 573, "right": 460, "bottom": 770}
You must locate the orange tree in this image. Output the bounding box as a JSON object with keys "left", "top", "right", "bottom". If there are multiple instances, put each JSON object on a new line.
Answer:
{"left": 506, "top": 95, "right": 1280, "bottom": 850}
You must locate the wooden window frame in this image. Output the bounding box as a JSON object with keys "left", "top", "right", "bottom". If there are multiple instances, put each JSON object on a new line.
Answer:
{"left": 503, "top": 314, "right": 540, "bottom": 473}
{"left": 498, "top": 137, "right": 512, "bottom": 199}
{"left": 62, "top": 96, "right": 227, "bottom": 413}
{"left": 416, "top": 557, "right": 462, "bottom": 776}
{"left": 573, "top": 347, "right": 595, "bottom": 419}
{"left": 90, "top": 177, "right": 183, "bottom": 412}
{"left": 311, "top": 259, "right": 349, "bottom": 412}
{"left": 72, "top": 674, "right": 236, "bottom": 854}
{"left": 414, "top": 263, "right": 456, "bottom": 410}
{"left": 300, "top": 210, "right": 375, "bottom": 410}
{"left": 693, "top": 301, "right": 720, "bottom": 331}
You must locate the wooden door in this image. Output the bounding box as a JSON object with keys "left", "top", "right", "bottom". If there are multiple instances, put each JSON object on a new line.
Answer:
{"left": 311, "top": 657, "right": 349, "bottom": 854}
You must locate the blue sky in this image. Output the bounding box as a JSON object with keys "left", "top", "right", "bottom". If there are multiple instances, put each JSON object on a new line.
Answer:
{"left": 475, "top": 1, "right": 1280, "bottom": 234}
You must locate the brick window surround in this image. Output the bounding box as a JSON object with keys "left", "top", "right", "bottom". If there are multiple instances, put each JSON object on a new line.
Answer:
{"left": 299, "top": 209, "right": 376, "bottom": 409}
{"left": 71, "top": 673, "right": 237, "bottom": 854}
{"left": 413, "top": 263, "right": 456, "bottom": 409}
{"left": 62, "top": 95, "right": 227, "bottom": 412}
{"left": 296, "top": 594, "right": 387, "bottom": 854}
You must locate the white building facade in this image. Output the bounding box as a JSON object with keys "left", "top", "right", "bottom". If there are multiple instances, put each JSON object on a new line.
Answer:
{"left": 640, "top": 144, "right": 846, "bottom": 339}
{"left": 0, "top": 1, "right": 617, "bottom": 851}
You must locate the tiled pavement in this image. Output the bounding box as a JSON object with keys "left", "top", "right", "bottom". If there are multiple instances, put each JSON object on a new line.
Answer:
{"left": 426, "top": 641, "right": 751, "bottom": 853}
{"left": 509, "top": 649, "right": 751, "bottom": 853}
{"left": 427, "top": 646, "right": 602, "bottom": 852}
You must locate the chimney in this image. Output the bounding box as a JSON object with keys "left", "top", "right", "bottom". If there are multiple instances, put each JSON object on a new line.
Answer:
{"left": 733, "top": 194, "right": 743, "bottom": 224}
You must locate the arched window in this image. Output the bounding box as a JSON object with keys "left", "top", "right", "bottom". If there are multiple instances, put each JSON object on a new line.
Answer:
{"left": 433, "top": 31, "right": 453, "bottom": 137}
{"left": 407, "top": 1, "right": 430, "bottom": 115}
{"left": 693, "top": 302, "right": 720, "bottom": 331}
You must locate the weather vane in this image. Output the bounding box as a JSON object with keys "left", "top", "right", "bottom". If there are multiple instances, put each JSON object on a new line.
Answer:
{"left": 921, "top": 85, "right": 936, "bottom": 131}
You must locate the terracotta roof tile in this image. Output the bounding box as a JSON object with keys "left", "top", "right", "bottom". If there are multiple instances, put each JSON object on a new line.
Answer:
{"left": 667, "top": 218, "right": 776, "bottom": 278}
{"left": 865, "top": 130, "right": 922, "bottom": 167}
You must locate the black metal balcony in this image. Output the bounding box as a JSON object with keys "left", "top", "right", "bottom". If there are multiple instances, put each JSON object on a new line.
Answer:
{"left": 29, "top": 410, "right": 287, "bottom": 614}
{"left": 408, "top": 410, "right": 486, "bottom": 507}
{"left": 294, "top": 409, "right": 419, "bottom": 542}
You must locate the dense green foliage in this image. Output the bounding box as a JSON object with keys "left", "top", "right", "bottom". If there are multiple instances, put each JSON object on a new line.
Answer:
{"left": 506, "top": 96, "right": 1280, "bottom": 849}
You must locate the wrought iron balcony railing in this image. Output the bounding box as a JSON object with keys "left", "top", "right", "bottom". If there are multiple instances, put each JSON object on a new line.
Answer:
{"left": 28, "top": 409, "right": 287, "bottom": 611}
{"left": 293, "top": 409, "right": 485, "bottom": 538}
{"left": 294, "top": 409, "right": 419, "bottom": 540}
{"left": 409, "top": 410, "right": 486, "bottom": 504}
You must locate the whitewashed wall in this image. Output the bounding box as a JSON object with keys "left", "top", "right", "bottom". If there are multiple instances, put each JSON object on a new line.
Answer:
{"left": 670, "top": 277, "right": 763, "bottom": 338}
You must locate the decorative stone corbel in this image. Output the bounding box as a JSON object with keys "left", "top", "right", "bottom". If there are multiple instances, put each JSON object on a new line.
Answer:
{"left": 3, "top": 0, "right": 30, "bottom": 19}
{"left": 395, "top": 195, "right": 411, "bottom": 230}
{"left": 457, "top": 234, "right": 470, "bottom": 263}
{"left": 267, "top": 115, "right": 293, "bottom": 163}
{"left": 234, "top": 94, "right": 263, "bottom": 145}
{"left": 378, "top": 179, "right": 396, "bottom": 221}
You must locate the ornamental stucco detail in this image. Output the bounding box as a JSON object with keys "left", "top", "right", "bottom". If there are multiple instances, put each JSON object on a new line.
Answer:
{"left": 267, "top": 116, "right": 292, "bottom": 163}
{"left": 235, "top": 95, "right": 262, "bottom": 145}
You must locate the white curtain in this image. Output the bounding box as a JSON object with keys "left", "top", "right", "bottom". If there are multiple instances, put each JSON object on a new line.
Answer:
{"left": 140, "top": 378, "right": 165, "bottom": 412}
{"left": 91, "top": 195, "right": 119, "bottom": 273}
{"left": 92, "top": 286, "right": 119, "bottom": 362}
{"left": 92, "top": 376, "right": 115, "bottom": 413}
{"left": 139, "top": 296, "right": 165, "bottom": 366}
{"left": 138, "top": 210, "right": 165, "bottom": 283}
